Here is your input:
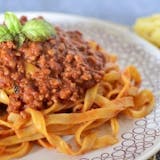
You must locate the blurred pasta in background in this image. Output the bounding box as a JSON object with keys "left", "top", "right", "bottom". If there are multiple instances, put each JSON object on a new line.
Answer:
{"left": 134, "top": 14, "right": 160, "bottom": 47}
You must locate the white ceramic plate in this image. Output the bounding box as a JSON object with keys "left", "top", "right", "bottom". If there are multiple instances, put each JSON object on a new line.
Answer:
{"left": 1, "top": 12, "right": 160, "bottom": 160}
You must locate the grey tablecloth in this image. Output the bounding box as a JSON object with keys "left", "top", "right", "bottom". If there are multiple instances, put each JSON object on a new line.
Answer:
{"left": 1, "top": 0, "right": 160, "bottom": 25}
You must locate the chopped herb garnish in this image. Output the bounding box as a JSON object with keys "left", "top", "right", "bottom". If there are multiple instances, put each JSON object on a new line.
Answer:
{"left": 0, "top": 25, "right": 13, "bottom": 42}
{"left": 5, "top": 12, "right": 22, "bottom": 36}
{"left": 22, "top": 19, "right": 56, "bottom": 41}
{"left": 0, "top": 12, "right": 56, "bottom": 47}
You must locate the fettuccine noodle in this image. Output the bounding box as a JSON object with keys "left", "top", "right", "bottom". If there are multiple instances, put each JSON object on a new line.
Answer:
{"left": 0, "top": 41, "right": 154, "bottom": 160}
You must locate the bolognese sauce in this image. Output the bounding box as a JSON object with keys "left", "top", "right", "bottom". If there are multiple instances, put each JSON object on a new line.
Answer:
{"left": 0, "top": 17, "right": 106, "bottom": 112}
{"left": 0, "top": 13, "right": 155, "bottom": 159}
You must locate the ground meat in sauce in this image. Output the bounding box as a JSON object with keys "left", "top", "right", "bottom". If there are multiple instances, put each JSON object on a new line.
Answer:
{"left": 0, "top": 17, "right": 106, "bottom": 113}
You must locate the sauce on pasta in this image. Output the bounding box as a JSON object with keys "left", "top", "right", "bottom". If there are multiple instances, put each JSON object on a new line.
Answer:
{"left": 0, "top": 15, "right": 155, "bottom": 160}
{"left": 0, "top": 18, "right": 106, "bottom": 113}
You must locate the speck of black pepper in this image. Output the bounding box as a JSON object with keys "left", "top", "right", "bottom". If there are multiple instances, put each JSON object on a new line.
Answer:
{"left": 14, "top": 84, "right": 19, "bottom": 93}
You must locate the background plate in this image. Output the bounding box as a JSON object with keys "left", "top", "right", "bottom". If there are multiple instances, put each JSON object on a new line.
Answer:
{"left": 1, "top": 12, "right": 160, "bottom": 160}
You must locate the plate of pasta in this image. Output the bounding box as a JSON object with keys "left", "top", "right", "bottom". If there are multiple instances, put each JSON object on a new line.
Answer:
{"left": 0, "top": 12, "right": 159, "bottom": 160}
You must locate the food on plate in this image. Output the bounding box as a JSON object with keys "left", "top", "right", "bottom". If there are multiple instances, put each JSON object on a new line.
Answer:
{"left": 134, "top": 14, "right": 160, "bottom": 47}
{"left": 0, "top": 12, "right": 155, "bottom": 160}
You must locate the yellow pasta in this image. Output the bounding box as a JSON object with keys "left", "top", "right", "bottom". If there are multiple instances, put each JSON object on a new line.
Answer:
{"left": 0, "top": 42, "right": 154, "bottom": 160}
{"left": 134, "top": 14, "right": 160, "bottom": 47}
{"left": 0, "top": 89, "right": 9, "bottom": 105}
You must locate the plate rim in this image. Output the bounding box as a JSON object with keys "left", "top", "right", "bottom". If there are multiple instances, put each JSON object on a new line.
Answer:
{"left": 0, "top": 11, "right": 160, "bottom": 160}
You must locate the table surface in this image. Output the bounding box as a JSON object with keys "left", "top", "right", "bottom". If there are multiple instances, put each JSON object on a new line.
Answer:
{"left": 1, "top": 0, "right": 160, "bottom": 25}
